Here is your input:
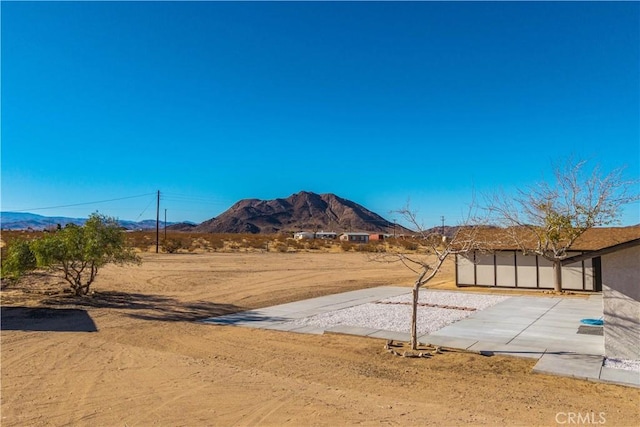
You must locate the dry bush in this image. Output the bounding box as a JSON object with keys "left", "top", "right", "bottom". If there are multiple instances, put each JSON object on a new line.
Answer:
{"left": 340, "top": 242, "right": 354, "bottom": 252}
{"left": 356, "top": 243, "right": 386, "bottom": 253}
{"left": 272, "top": 241, "right": 289, "bottom": 253}
{"left": 162, "top": 239, "right": 182, "bottom": 253}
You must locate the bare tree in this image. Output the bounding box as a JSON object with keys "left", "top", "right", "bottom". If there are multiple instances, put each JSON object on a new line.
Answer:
{"left": 378, "top": 205, "right": 480, "bottom": 350}
{"left": 484, "top": 158, "right": 638, "bottom": 292}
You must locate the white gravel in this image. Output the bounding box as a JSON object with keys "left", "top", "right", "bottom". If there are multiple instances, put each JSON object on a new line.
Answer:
{"left": 604, "top": 357, "right": 640, "bottom": 373}
{"left": 286, "top": 291, "right": 510, "bottom": 336}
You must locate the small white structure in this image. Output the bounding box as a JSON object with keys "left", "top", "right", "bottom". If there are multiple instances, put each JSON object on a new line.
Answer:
{"left": 293, "top": 232, "right": 315, "bottom": 240}
{"left": 339, "top": 232, "right": 370, "bottom": 243}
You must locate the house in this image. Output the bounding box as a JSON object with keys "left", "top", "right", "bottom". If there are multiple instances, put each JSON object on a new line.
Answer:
{"left": 315, "top": 231, "right": 337, "bottom": 240}
{"left": 560, "top": 238, "right": 640, "bottom": 360}
{"left": 339, "top": 232, "right": 370, "bottom": 243}
{"left": 293, "top": 232, "right": 315, "bottom": 240}
{"left": 369, "top": 233, "right": 391, "bottom": 241}
{"left": 455, "top": 227, "right": 640, "bottom": 292}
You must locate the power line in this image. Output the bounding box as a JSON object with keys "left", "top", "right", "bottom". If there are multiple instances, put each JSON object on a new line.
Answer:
{"left": 135, "top": 193, "right": 160, "bottom": 221}
{"left": 6, "top": 193, "right": 157, "bottom": 213}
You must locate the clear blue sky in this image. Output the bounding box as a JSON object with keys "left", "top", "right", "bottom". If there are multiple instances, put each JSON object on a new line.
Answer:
{"left": 2, "top": 1, "right": 639, "bottom": 227}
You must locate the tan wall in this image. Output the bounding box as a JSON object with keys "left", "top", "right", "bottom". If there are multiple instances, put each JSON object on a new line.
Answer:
{"left": 562, "top": 254, "right": 593, "bottom": 291}
{"left": 456, "top": 254, "right": 475, "bottom": 285}
{"left": 515, "top": 253, "right": 537, "bottom": 287}
{"left": 455, "top": 250, "right": 596, "bottom": 291}
{"left": 602, "top": 245, "right": 640, "bottom": 360}
{"left": 475, "top": 253, "right": 495, "bottom": 286}
{"left": 495, "top": 252, "right": 516, "bottom": 287}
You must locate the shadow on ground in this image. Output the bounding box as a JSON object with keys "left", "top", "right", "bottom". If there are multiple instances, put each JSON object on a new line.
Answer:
{"left": 1, "top": 307, "right": 98, "bottom": 332}
{"left": 39, "top": 291, "right": 248, "bottom": 322}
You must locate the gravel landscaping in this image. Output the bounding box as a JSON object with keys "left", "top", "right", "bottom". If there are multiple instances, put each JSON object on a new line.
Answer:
{"left": 286, "top": 290, "right": 511, "bottom": 336}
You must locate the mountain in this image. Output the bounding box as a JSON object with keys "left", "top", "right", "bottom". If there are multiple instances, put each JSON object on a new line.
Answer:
{"left": 194, "top": 191, "right": 410, "bottom": 234}
{"left": 166, "top": 222, "right": 198, "bottom": 231}
{"left": 0, "top": 212, "right": 173, "bottom": 231}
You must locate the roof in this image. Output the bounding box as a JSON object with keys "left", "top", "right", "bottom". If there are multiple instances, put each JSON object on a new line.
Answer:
{"left": 457, "top": 226, "right": 640, "bottom": 252}
{"left": 561, "top": 238, "right": 640, "bottom": 265}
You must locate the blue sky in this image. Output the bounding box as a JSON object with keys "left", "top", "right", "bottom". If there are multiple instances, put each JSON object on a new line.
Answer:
{"left": 2, "top": 1, "right": 639, "bottom": 227}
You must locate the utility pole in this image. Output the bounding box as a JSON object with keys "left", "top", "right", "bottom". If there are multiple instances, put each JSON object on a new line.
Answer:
{"left": 164, "top": 208, "right": 167, "bottom": 241}
{"left": 441, "top": 215, "right": 445, "bottom": 236}
{"left": 156, "top": 190, "right": 160, "bottom": 253}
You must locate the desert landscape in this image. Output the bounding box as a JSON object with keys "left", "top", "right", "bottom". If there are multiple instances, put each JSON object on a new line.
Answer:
{"left": 2, "top": 246, "right": 639, "bottom": 427}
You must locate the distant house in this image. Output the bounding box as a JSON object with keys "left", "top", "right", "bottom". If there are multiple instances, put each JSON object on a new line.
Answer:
{"left": 293, "top": 232, "right": 315, "bottom": 240}
{"left": 455, "top": 227, "right": 640, "bottom": 292}
{"left": 339, "top": 232, "right": 370, "bottom": 243}
{"left": 315, "top": 231, "right": 337, "bottom": 240}
{"left": 369, "top": 233, "right": 391, "bottom": 241}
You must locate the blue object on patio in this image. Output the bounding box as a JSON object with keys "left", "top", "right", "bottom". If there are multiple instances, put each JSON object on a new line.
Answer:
{"left": 580, "top": 318, "right": 604, "bottom": 326}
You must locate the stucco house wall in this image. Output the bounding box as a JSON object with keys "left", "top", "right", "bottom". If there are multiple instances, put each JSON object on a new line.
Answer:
{"left": 601, "top": 244, "right": 640, "bottom": 360}
{"left": 456, "top": 251, "right": 595, "bottom": 290}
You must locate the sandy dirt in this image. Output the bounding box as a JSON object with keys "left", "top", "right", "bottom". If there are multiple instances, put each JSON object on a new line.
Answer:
{"left": 2, "top": 252, "right": 639, "bottom": 426}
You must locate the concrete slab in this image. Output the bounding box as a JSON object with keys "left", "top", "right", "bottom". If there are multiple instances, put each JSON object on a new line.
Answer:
{"left": 324, "top": 325, "right": 380, "bottom": 337}
{"left": 599, "top": 366, "right": 640, "bottom": 388}
{"left": 417, "top": 335, "right": 478, "bottom": 350}
{"left": 467, "top": 342, "right": 546, "bottom": 359}
{"left": 367, "top": 330, "right": 411, "bottom": 342}
{"left": 201, "top": 286, "right": 636, "bottom": 388}
{"left": 533, "top": 353, "right": 603, "bottom": 380}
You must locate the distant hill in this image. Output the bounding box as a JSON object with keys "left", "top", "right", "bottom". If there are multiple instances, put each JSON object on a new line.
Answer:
{"left": 0, "top": 212, "right": 175, "bottom": 231}
{"left": 166, "top": 222, "right": 198, "bottom": 232}
{"left": 194, "top": 191, "right": 412, "bottom": 234}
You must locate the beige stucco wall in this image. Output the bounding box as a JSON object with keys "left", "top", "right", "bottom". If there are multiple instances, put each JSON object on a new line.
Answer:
{"left": 602, "top": 245, "right": 640, "bottom": 360}
{"left": 514, "top": 253, "right": 536, "bottom": 287}
{"left": 456, "top": 251, "right": 596, "bottom": 290}
{"left": 456, "top": 254, "right": 475, "bottom": 285}
{"left": 495, "top": 252, "right": 516, "bottom": 287}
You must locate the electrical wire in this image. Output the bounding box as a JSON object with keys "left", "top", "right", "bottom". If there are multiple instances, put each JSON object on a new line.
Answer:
{"left": 8, "top": 193, "right": 157, "bottom": 213}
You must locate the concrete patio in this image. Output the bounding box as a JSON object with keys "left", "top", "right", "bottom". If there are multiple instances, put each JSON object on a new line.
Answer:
{"left": 201, "top": 286, "right": 639, "bottom": 388}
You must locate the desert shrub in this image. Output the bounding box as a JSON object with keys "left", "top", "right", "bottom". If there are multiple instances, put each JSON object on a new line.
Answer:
{"left": 340, "top": 242, "right": 354, "bottom": 252}
{"left": 4, "top": 214, "right": 140, "bottom": 295}
{"left": 306, "top": 240, "right": 322, "bottom": 250}
{"left": 398, "top": 240, "right": 419, "bottom": 251}
{"left": 204, "top": 235, "right": 226, "bottom": 251}
{"left": 356, "top": 243, "right": 386, "bottom": 253}
{"left": 287, "top": 239, "right": 304, "bottom": 250}
{"left": 1, "top": 239, "right": 37, "bottom": 279}
{"left": 242, "top": 234, "right": 270, "bottom": 250}
{"left": 162, "top": 239, "right": 182, "bottom": 253}
{"left": 273, "top": 242, "right": 288, "bottom": 253}
{"left": 126, "top": 231, "right": 155, "bottom": 251}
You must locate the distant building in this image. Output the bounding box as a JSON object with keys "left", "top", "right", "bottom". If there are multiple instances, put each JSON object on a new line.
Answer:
{"left": 369, "top": 233, "right": 391, "bottom": 241}
{"left": 315, "top": 231, "right": 337, "bottom": 240}
{"left": 293, "top": 232, "right": 315, "bottom": 240}
{"left": 339, "top": 232, "right": 370, "bottom": 243}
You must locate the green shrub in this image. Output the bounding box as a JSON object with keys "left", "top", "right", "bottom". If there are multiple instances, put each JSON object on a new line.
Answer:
{"left": 1, "top": 239, "right": 37, "bottom": 279}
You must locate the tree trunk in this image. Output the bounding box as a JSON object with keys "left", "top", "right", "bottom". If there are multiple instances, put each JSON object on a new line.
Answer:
{"left": 553, "top": 259, "right": 563, "bottom": 292}
{"left": 411, "top": 287, "right": 419, "bottom": 350}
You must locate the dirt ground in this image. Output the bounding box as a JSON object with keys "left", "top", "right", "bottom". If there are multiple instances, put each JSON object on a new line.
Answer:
{"left": 2, "top": 252, "right": 639, "bottom": 426}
